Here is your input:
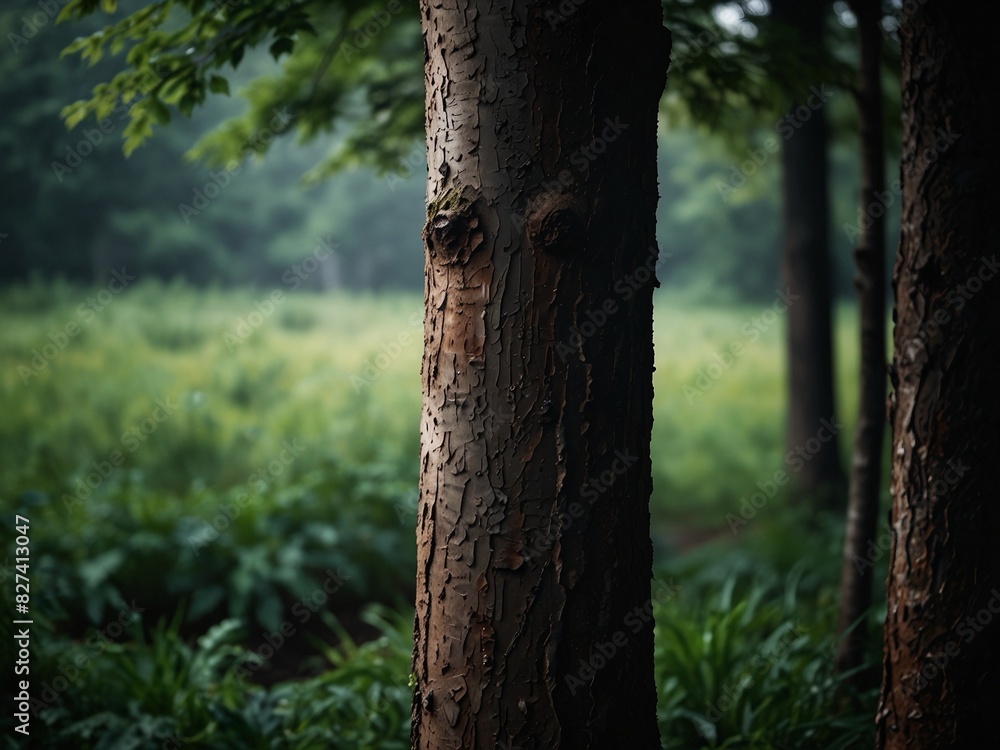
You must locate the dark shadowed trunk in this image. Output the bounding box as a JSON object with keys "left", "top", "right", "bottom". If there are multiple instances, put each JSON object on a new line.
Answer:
{"left": 877, "top": 2, "right": 1000, "bottom": 747}
{"left": 770, "top": 0, "right": 845, "bottom": 510}
{"left": 410, "top": 2, "right": 670, "bottom": 749}
{"left": 835, "top": 0, "right": 885, "bottom": 687}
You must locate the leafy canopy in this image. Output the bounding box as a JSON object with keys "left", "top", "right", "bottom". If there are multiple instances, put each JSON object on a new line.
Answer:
{"left": 57, "top": 0, "right": 860, "bottom": 174}
{"left": 58, "top": 0, "right": 422, "bottom": 176}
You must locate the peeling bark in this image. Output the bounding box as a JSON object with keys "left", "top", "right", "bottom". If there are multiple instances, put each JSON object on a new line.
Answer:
{"left": 877, "top": 2, "right": 1000, "bottom": 746}
{"left": 835, "top": 0, "right": 885, "bottom": 687}
{"left": 411, "top": 2, "right": 670, "bottom": 748}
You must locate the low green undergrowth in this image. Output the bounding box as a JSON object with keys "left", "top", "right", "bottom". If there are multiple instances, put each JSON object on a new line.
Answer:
{"left": 6, "top": 551, "right": 878, "bottom": 750}
{"left": 4, "top": 600, "right": 413, "bottom": 750}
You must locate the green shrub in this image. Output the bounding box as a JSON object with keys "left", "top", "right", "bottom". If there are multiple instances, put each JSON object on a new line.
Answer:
{"left": 654, "top": 561, "right": 877, "bottom": 749}
{"left": 14, "top": 605, "right": 413, "bottom": 750}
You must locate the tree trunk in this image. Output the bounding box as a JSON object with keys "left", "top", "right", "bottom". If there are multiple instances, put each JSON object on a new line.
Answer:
{"left": 834, "top": 0, "right": 885, "bottom": 687}
{"left": 770, "top": 0, "right": 845, "bottom": 510}
{"left": 319, "top": 252, "right": 341, "bottom": 291}
{"left": 877, "top": 2, "right": 1000, "bottom": 746}
{"left": 410, "top": 2, "right": 670, "bottom": 748}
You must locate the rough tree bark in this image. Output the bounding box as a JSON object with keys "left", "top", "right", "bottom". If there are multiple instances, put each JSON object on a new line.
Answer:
{"left": 410, "top": 2, "right": 671, "bottom": 749}
{"left": 834, "top": 0, "right": 885, "bottom": 686}
{"left": 770, "top": 0, "right": 845, "bottom": 510}
{"left": 877, "top": 2, "right": 1000, "bottom": 747}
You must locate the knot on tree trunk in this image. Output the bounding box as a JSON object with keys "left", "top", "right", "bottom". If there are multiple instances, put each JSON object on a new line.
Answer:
{"left": 525, "top": 192, "right": 583, "bottom": 258}
{"left": 425, "top": 191, "right": 484, "bottom": 266}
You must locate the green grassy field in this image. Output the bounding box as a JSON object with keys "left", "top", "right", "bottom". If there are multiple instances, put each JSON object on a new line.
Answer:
{"left": 1, "top": 281, "right": 860, "bottom": 517}
{"left": 0, "top": 283, "right": 878, "bottom": 748}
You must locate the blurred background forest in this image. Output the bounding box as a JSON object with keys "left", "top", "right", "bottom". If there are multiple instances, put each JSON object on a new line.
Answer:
{"left": 1, "top": 0, "right": 901, "bottom": 747}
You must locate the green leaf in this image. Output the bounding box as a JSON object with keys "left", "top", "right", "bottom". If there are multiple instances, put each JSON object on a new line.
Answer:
{"left": 148, "top": 98, "right": 171, "bottom": 125}
{"left": 187, "top": 585, "right": 227, "bottom": 621}
{"left": 208, "top": 75, "right": 230, "bottom": 96}
{"left": 255, "top": 587, "right": 283, "bottom": 633}
{"left": 79, "top": 549, "right": 126, "bottom": 589}
{"left": 61, "top": 101, "right": 90, "bottom": 130}
{"left": 123, "top": 114, "right": 154, "bottom": 156}
{"left": 84, "top": 36, "right": 105, "bottom": 64}
{"left": 62, "top": 36, "right": 91, "bottom": 57}
{"left": 269, "top": 37, "right": 294, "bottom": 60}
{"left": 178, "top": 92, "right": 196, "bottom": 118}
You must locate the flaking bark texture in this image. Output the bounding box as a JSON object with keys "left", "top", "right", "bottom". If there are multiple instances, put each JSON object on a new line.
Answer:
{"left": 835, "top": 0, "right": 885, "bottom": 687}
{"left": 877, "top": 2, "right": 1000, "bottom": 746}
{"left": 771, "top": 0, "right": 845, "bottom": 510}
{"left": 410, "top": 2, "right": 670, "bottom": 748}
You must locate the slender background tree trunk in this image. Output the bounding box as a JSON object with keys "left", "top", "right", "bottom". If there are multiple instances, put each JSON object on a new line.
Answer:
{"left": 411, "top": 2, "right": 670, "bottom": 748}
{"left": 878, "top": 2, "right": 1000, "bottom": 746}
{"left": 835, "top": 0, "right": 885, "bottom": 687}
{"left": 770, "top": 0, "right": 845, "bottom": 510}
